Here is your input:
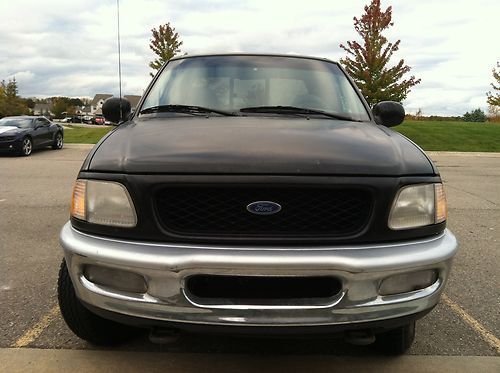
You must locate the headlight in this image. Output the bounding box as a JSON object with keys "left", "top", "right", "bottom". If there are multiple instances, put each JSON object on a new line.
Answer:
{"left": 388, "top": 183, "right": 447, "bottom": 230}
{"left": 70, "top": 179, "right": 137, "bottom": 227}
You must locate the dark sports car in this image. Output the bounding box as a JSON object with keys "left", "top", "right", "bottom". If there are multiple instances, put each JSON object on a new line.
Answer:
{"left": 0, "top": 116, "right": 64, "bottom": 156}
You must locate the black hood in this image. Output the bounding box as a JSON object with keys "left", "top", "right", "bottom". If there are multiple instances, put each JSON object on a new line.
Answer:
{"left": 87, "top": 116, "right": 434, "bottom": 176}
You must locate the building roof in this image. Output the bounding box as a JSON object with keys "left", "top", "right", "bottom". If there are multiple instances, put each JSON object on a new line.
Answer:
{"left": 124, "top": 95, "right": 141, "bottom": 109}
{"left": 33, "top": 103, "right": 52, "bottom": 112}
{"left": 91, "top": 94, "right": 113, "bottom": 107}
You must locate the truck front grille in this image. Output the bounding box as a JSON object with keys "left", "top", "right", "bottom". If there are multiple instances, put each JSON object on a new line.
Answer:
{"left": 155, "top": 186, "right": 372, "bottom": 239}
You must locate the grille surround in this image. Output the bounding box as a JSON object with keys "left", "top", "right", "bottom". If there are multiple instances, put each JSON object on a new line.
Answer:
{"left": 155, "top": 185, "right": 373, "bottom": 240}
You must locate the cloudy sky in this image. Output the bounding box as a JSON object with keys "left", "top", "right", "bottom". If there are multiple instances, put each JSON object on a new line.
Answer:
{"left": 0, "top": 0, "right": 498, "bottom": 115}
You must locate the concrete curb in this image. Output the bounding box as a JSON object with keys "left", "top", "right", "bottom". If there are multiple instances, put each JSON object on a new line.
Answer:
{"left": 1, "top": 348, "right": 498, "bottom": 373}
{"left": 64, "top": 144, "right": 95, "bottom": 149}
{"left": 427, "top": 151, "right": 500, "bottom": 157}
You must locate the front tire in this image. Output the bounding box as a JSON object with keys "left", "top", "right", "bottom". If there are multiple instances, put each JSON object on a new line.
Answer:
{"left": 52, "top": 132, "right": 63, "bottom": 149}
{"left": 57, "top": 259, "right": 140, "bottom": 345}
{"left": 20, "top": 137, "right": 32, "bottom": 156}
{"left": 375, "top": 321, "right": 416, "bottom": 355}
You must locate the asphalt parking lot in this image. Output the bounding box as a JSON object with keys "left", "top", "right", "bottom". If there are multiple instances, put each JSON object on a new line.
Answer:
{"left": 0, "top": 146, "right": 498, "bottom": 371}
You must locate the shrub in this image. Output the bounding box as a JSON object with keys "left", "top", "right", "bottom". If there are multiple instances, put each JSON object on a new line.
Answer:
{"left": 463, "top": 108, "right": 487, "bottom": 122}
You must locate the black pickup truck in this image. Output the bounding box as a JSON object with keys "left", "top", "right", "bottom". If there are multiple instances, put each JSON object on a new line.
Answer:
{"left": 58, "top": 54, "right": 457, "bottom": 354}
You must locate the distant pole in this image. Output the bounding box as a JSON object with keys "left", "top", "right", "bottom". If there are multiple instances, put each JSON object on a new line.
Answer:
{"left": 116, "top": 0, "right": 123, "bottom": 121}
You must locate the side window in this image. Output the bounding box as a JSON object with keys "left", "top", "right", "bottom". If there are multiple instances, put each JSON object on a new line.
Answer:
{"left": 41, "top": 118, "right": 50, "bottom": 125}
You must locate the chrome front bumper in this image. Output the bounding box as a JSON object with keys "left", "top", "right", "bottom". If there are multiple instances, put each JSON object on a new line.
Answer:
{"left": 60, "top": 222, "right": 458, "bottom": 327}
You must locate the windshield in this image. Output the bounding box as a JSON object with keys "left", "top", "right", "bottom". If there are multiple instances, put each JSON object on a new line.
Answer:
{"left": 141, "top": 55, "right": 370, "bottom": 121}
{"left": 0, "top": 118, "right": 33, "bottom": 128}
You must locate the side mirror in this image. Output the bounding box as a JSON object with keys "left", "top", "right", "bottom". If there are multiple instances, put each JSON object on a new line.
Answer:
{"left": 102, "top": 97, "right": 131, "bottom": 124}
{"left": 372, "top": 101, "right": 405, "bottom": 127}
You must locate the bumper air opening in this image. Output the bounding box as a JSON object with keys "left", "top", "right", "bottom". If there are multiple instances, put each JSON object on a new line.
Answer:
{"left": 185, "top": 275, "right": 343, "bottom": 307}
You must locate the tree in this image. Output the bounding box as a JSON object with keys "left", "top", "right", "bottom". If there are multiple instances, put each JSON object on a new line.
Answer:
{"left": 51, "top": 97, "right": 68, "bottom": 118}
{"left": 339, "top": 0, "right": 421, "bottom": 106}
{"left": 486, "top": 62, "right": 500, "bottom": 107}
{"left": 148, "top": 22, "right": 183, "bottom": 77}
{"left": 463, "top": 108, "right": 487, "bottom": 123}
{"left": 0, "top": 78, "right": 28, "bottom": 118}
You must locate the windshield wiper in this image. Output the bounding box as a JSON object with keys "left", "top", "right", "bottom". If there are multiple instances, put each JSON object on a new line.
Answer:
{"left": 139, "top": 104, "right": 237, "bottom": 116}
{"left": 239, "top": 106, "right": 363, "bottom": 122}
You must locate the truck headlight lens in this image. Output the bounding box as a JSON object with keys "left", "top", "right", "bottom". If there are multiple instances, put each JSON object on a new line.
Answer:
{"left": 388, "top": 183, "right": 447, "bottom": 230}
{"left": 70, "top": 179, "right": 137, "bottom": 227}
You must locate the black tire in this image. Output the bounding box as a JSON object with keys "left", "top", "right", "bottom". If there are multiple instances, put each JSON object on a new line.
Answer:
{"left": 52, "top": 132, "right": 63, "bottom": 149}
{"left": 375, "top": 321, "right": 416, "bottom": 355}
{"left": 20, "top": 137, "right": 32, "bottom": 156}
{"left": 57, "top": 259, "right": 140, "bottom": 345}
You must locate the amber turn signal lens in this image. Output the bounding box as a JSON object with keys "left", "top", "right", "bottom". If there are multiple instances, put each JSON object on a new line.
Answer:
{"left": 435, "top": 183, "right": 447, "bottom": 223}
{"left": 71, "top": 180, "right": 87, "bottom": 220}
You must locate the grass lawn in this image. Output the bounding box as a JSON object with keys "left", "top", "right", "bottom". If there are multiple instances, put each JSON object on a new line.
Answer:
{"left": 63, "top": 125, "right": 113, "bottom": 144}
{"left": 395, "top": 120, "right": 500, "bottom": 152}
{"left": 63, "top": 120, "right": 500, "bottom": 152}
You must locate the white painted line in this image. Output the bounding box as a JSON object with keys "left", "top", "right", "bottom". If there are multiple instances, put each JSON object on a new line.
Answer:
{"left": 442, "top": 293, "right": 500, "bottom": 354}
{"left": 11, "top": 305, "right": 59, "bottom": 348}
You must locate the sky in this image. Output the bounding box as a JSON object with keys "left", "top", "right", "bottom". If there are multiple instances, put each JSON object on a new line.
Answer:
{"left": 0, "top": 0, "right": 498, "bottom": 116}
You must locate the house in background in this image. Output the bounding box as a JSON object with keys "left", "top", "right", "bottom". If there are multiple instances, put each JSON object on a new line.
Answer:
{"left": 33, "top": 103, "right": 53, "bottom": 116}
{"left": 91, "top": 94, "right": 113, "bottom": 115}
{"left": 76, "top": 106, "right": 92, "bottom": 116}
{"left": 124, "top": 95, "right": 141, "bottom": 112}
{"left": 90, "top": 94, "right": 141, "bottom": 115}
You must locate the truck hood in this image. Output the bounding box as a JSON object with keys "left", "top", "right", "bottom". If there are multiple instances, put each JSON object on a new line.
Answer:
{"left": 88, "top": 116, "right": 434, "bottom": 176}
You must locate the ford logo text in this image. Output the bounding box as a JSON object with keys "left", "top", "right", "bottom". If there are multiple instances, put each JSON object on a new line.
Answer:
{"left": 246, "top": 201, "right": 282, "bottom": 215}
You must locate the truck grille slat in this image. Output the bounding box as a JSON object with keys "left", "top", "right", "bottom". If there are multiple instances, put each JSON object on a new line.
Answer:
{"left": 155, "top": 186, "right": 372, "bottom": 238}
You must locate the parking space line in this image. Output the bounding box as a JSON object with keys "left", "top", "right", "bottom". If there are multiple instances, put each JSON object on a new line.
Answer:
{"left": 11, "top": 305, "right": 59, "bottom": 348}
{"left": 442, "top": 293, "right": 500, "bottom": 354}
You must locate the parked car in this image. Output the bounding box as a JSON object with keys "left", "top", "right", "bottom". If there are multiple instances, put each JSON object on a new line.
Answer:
{"left": 71, "top": 115, "right": 83, "bottom": 123}
{"left": 57, "top": 54, "right": 457, "bottom": 354}
{"left": 61, "top": 117, "right": 72, "bottom": 123}
{"left": 0, "top": 116, "right": 64, "bottom": 156}
{"left": 82, "top": 115, "right": 93, "bottom": 124}
{"left": 94, "top": 116, "right": 105, "bottom": 125}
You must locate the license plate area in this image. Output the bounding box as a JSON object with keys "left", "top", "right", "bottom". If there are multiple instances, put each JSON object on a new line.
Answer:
{"left": 184, "top": 275, "right": 343, "bottom": 308}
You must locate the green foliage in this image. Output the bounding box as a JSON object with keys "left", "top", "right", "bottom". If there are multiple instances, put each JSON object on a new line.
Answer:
{"left": 148, "top": 22, "right": 183, "bottom": 77}
{"left": 51, "top": 97, "right": 68, "bottom": 118}
{"left": 486, "top": 62, "right": 500, "bottom": 107}
{"left": 462, "top": 108, "right": 487, "bottom": 122}
{"left": 0, "top": 78, "right": 29, "bottom": 118}
{"left": 339, "top": 0, "right": 421, "bottom": 106}
{"left": 48, "top": 97, "right": 85, "bottom": 118}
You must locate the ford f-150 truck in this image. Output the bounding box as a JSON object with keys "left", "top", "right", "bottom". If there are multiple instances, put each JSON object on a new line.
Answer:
{"left": 58, "top": 54, "right": 458, "bottom": 354}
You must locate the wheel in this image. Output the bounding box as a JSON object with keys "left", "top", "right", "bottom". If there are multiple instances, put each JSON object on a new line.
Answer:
{"left": 57, "top": 259, "right": 140, "bottom": 345}
{"left": 52, "top": 132, "right": 63, "bottom": 149}
{"left": 375, "top": 321, "right": 416, "bottom": 355}
{"left": 20, "top": 137, "right": 32, "bottom": 156}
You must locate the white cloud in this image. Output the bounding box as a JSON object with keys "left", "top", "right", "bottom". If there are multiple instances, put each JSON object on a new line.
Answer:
{"left": 0, "top": 0, "right": 498, "bottom": 114}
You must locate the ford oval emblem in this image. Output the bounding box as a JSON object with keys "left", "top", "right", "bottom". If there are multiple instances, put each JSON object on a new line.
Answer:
{"left": 246, "top": 201, "right": 282, "bottom": 215}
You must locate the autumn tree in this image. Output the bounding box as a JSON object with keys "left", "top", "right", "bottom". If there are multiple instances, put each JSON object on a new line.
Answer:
{"left": 486, "top": 62, "right": 500, "bottom": 107}
{"left": 148, "top": 22, "right": 183, "bottom": 77}
{"left": 339, "top": 0, "right": 421, "bottom": 106}
{"left": 0, "top": 78, "right": 28, "bottom": 118}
